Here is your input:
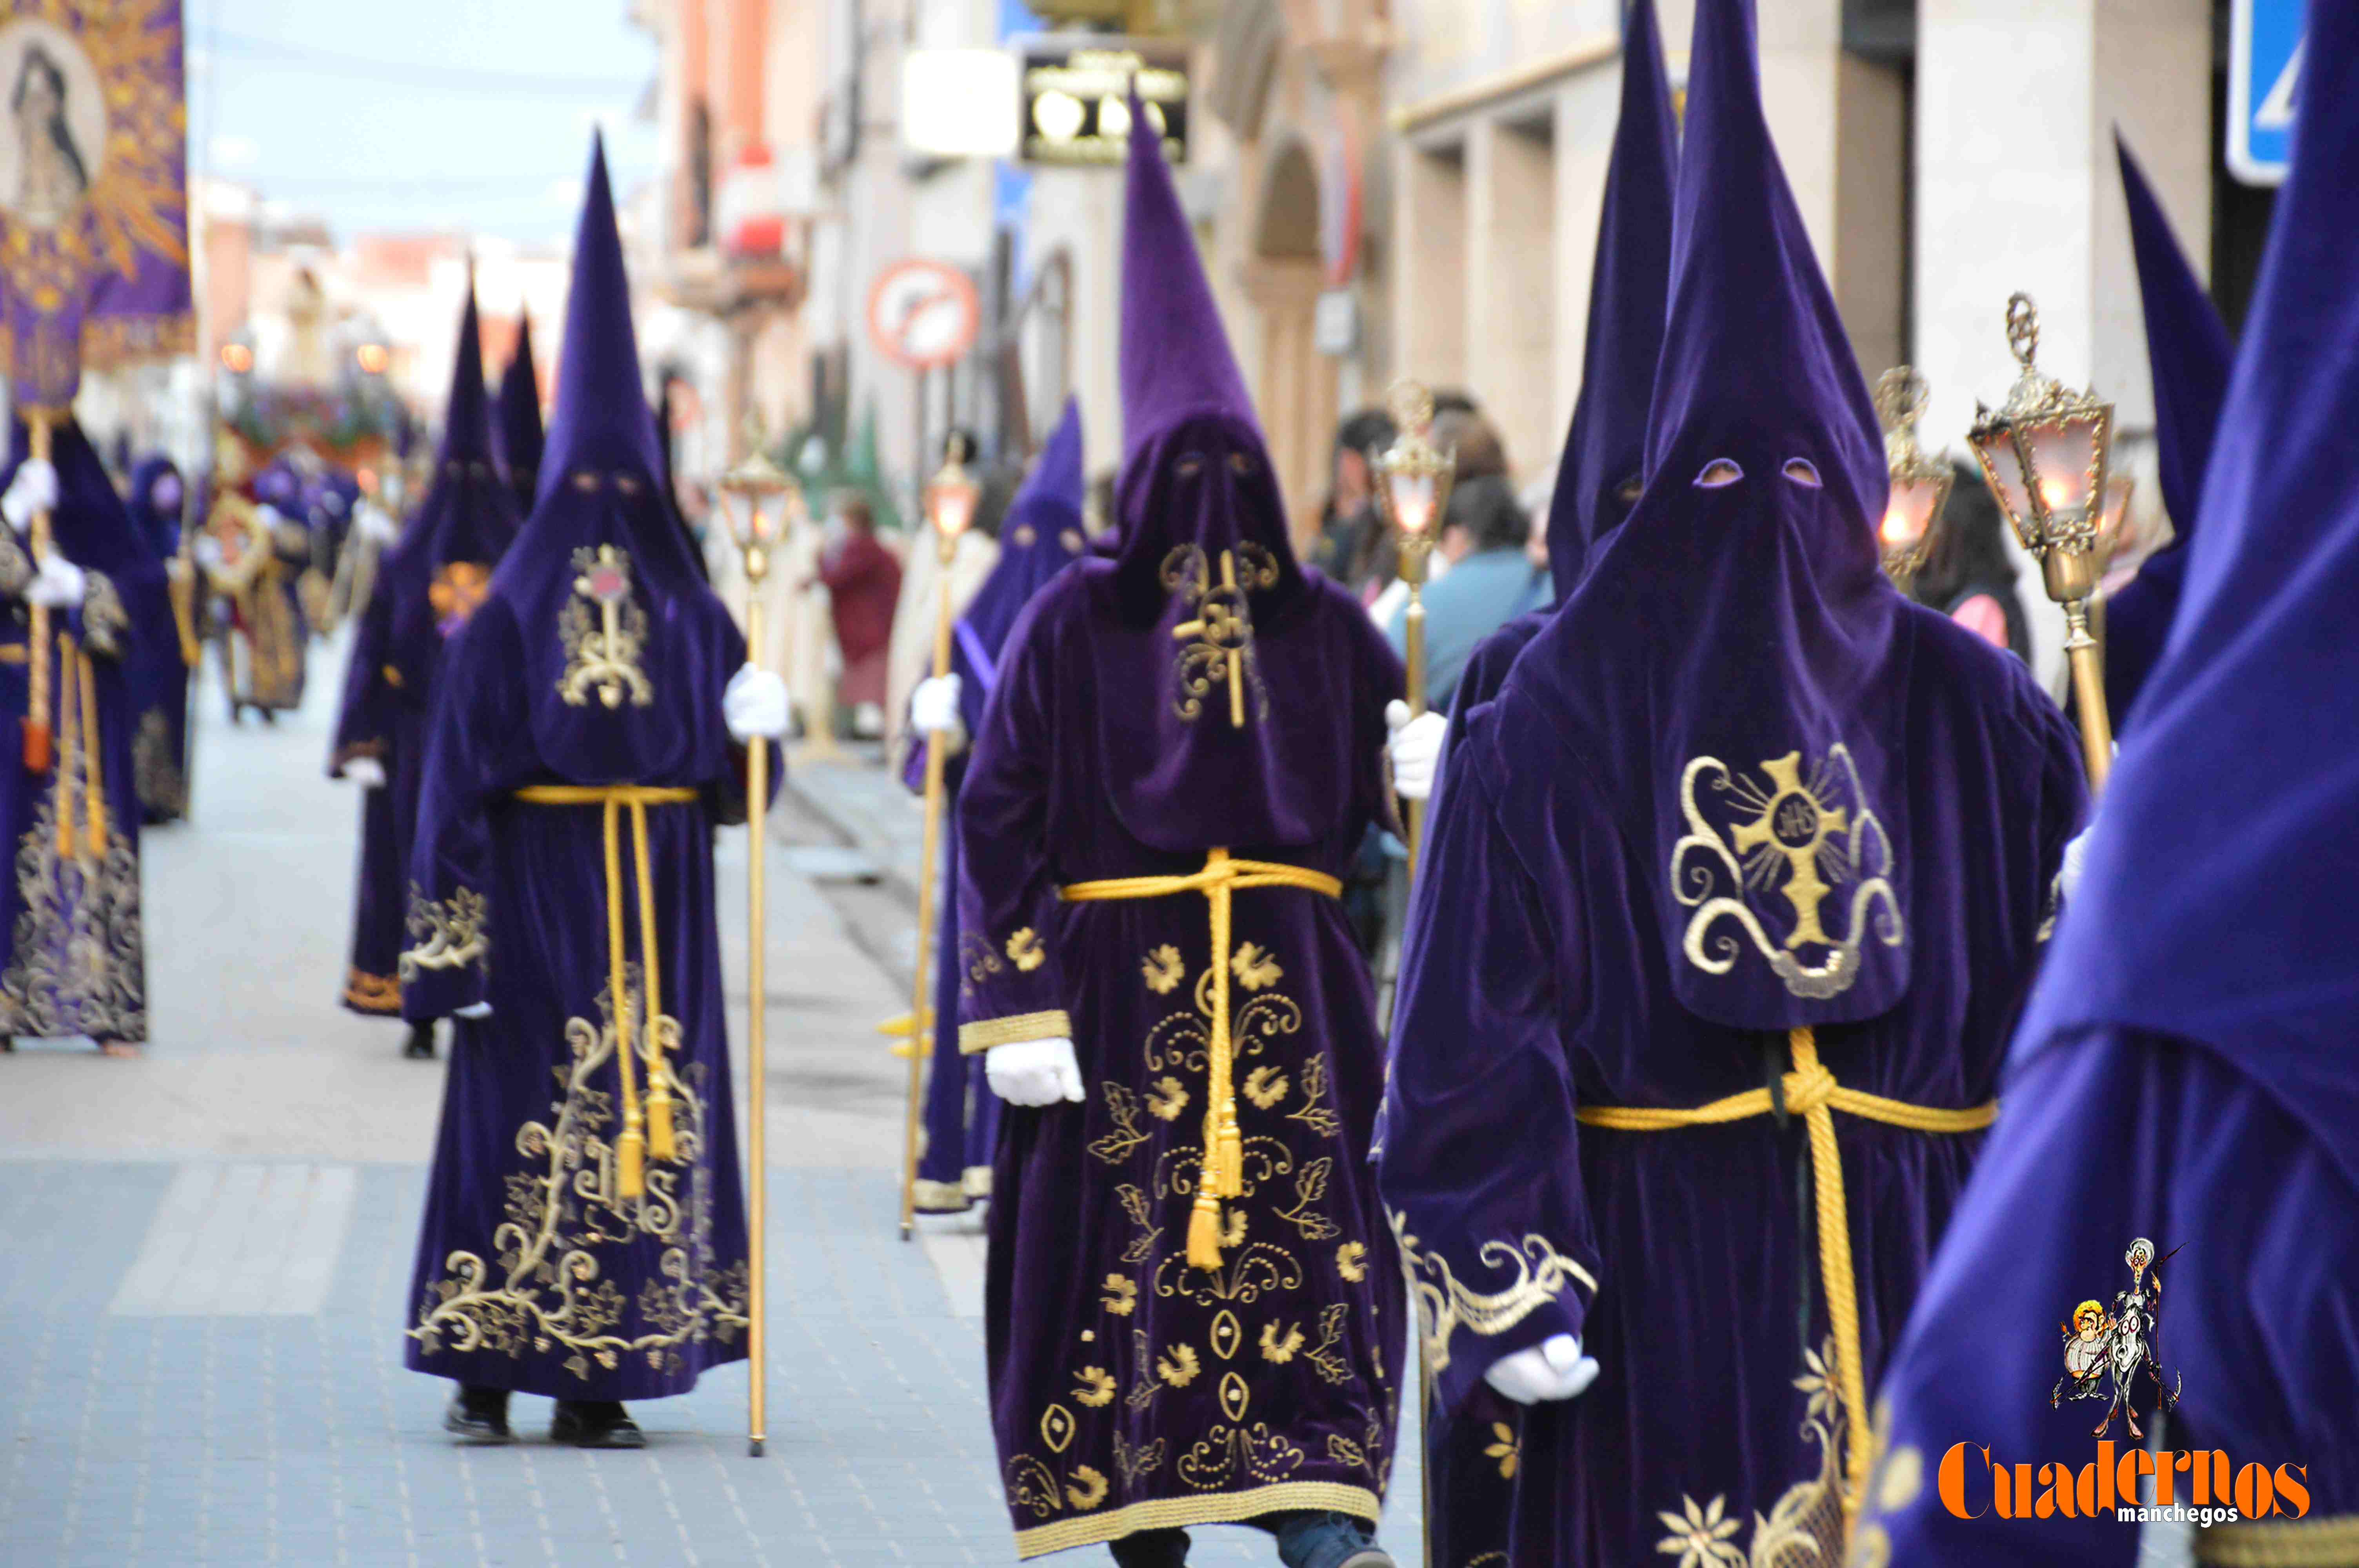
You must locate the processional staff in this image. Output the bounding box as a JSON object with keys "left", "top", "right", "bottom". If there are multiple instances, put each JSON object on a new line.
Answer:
{"left": 1372, "top": 381, "right": 1458, "bottom": 882}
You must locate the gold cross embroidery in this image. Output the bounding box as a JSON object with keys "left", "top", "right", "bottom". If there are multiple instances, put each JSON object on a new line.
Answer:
{"left": 1162, "top": 543, "right": 1278, "bottom": 728}
{"left": 1728, "top": 751, "right": 1848, "bottom": 949}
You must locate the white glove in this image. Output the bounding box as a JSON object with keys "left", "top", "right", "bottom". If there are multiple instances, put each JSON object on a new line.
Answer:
{"left": 255, "top": 503, "right": 284, "bottom": 530}
{"left": 2058, "top": 828, "right": 2089, "bottom": 906}
{"left": 454, "top": 1001, "right": 493, "bottom": 1020}
{"left": 723, "top": 665, "right": 789, "bottom": 742}
{"left": 987, "top": 1036, "right": 1085, "bottom": 1107}
{"left": 193, "top": 535, "right": 224, "bottom": 570}
{"left": 342, "top": 757, "right": 387, "bottom": 789}
{"left": 1385, "top": 699, "right": 1448, "bottom": 802}
{"left": 356, "top": 501, "right": 400, "bottom": 546}
{"left": 2, "top": 458, "right": 57, "bottom": 533}
{"left": 25, "top": 554, "right": 85, "bottom": 609}
{"left": 910, "top": 673, "right": 965, "bottom": 754}
{"left": 1484, "top": 1334, "right": 1601, "bottom": 1406}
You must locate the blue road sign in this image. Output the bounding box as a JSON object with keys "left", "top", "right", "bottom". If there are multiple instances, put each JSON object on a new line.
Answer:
{"left": 2229, "top": 0, "right": 2302, "bottom": 186}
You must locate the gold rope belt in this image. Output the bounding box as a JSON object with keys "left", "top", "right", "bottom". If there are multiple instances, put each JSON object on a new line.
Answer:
{"left": 513, "top": 784, "right": 698, "bottom": 1199}
{"left": 1577, "top": 1027, "right": 1996, "bottom": 1517}
{"left": 1060, "top": 848, "right": 1343, "bottom": 1270}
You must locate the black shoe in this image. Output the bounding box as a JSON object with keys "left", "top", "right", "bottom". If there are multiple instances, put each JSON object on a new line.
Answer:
{"left": 443, "top": 1385, "right": 511, "bottom": 1444}
{"left": 1109, "top": 1526, "right": 1189, "bottom": 1567}
{"left": 403, "top": 1024, "right": 436, "bottom": 1061}
{"left": 260, "top": 708, "right": 277, "bottom": 726}
{"left": 551, "top": 1399, "right": 645, "bottom": 1449}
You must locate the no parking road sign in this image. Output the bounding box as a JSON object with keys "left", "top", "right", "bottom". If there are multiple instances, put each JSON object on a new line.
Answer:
{"left": 2229, "top": 0, "right": 2302, "bottom": 186}
{"left": 866, "top": 260, "right": 981, "bottom": 371}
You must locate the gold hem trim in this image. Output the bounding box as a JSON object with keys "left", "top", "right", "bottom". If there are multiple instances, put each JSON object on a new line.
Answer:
{"left": 961, "top": 1010, "right": 1073, "bottom": 1054}
{"left": 1012, "top": 1481, "right": 1379, "bottom": 1559}
{"left": 343, "top": 969, "right": 402, "bottom": 1014}
{"left": 912, "top": 1178, "right": 971, "bottom": 1212}
{"left": 2200, "top": 1515, "right": 2359, "bottom": 1567}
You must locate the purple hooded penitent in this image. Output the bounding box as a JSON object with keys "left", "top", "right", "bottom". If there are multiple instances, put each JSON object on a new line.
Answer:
{"left": 493, "top": 312, "right": 544, "bottom": 516}
{"left": 328, "top": 279, "right": 521, "bottom": 1016}
{"left": 1865, "top": 4, "right": 2359, "bottom": 1554}
{"left": 0, "top": 417, "right": 164, "bottom": 1042}
{"left": 1443, "top": 0, "right": 1676, "bottom": 744}
{"left": 950, "top": 93, "right": 1407, "bottom": 1559}
{"left": 396, "top": 134, "right": 763, "bottom": 1404}
{"left": 1375, "top": 0, "right": 2086, "bottom": 1560}
{"left": 2101, "top": 138, "right": 2234, "bottom": 728}
{"left": 903, "top": 397, "right": 1089, "bottom": 1214}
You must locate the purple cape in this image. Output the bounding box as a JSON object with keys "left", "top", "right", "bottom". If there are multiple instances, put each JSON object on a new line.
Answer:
{"left": 1376, "top": 0, "right": 2086, "bottom": 1560}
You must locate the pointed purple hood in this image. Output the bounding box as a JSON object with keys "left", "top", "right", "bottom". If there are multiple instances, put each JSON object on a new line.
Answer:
{"left": 1505, "top": 0, "right": 1913, "bottom": 1030}
{"left": 494, "top": 311, "right": 545, "bottom": 507}
{"left": 2103, "top": 138, "right": 2235, "bottom": 725}
{"left": 964, "top": 396, "right": 1088, "bottom": 661}
{"left": 2019, "top": 0, "right": 2359, "bottom": 1193}
{"left": 1541, "top": 0, "right": 1679, "bottom": 601}
{"left": 379, "top": 279, "right": 521, "bottom": 640}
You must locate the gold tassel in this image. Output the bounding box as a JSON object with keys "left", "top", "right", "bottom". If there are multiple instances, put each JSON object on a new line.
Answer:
{"left": 1211, "top": 1110, "right": 1244, "bottom": 1198}
{"left": 80, "top": 653, "right": 105, "bottom": 858}
{"left": 645, "top": 1076, "right": 678, "bottom": 1161}
{"left": 1186, "top": 1191, "right": 1225, "bottom": 1270}
{"left": 616, "top": 1118, "right": 647, "bottom": 1199}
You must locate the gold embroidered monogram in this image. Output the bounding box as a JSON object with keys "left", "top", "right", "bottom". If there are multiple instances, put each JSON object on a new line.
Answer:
{"left": 408, "top": 976, "right": 746, "bottom": 1378}
{"left": 400, "top": 885, "right": 489, "bottom": 981}
{"left": 1672, "top": 746, "right": 1903, "bottom": 999}
{"left": 557, "top": 545, "right": 654, "bottom": 708}
{"left": 1389, "top": 1210, "right": 1597, "bottom": 1378}
{"left": 1161, "top": 543, "right": 1278, "bottom": 727}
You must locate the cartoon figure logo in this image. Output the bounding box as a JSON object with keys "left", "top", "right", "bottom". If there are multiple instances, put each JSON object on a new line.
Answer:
{"left": 2051, "top": 1236, "right": 2182, "bottom": 1439}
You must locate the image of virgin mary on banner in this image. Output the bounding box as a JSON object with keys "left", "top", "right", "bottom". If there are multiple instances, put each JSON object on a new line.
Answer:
{"left": 0, "top": 1, "right": 191, "bottom": 413}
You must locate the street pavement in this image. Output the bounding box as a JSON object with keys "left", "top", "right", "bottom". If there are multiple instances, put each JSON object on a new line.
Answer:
{"left": 0, "top": 637, "right": 1423, "bottom": 1567}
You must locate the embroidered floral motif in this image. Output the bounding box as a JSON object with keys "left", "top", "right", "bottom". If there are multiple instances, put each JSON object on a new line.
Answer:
{"left": 1656, "top": 1494, "right": 1746, "bottom": 1568}
{"left": 1485, "top": 1422, "right": 1520, "bottom": 1479}
{"left": 1231, "top": 942, "right": 1281, "bottom": 991}
{"left": 1066, "top": 1466, "right": 1108, "bottom": 1510}
{"left": 1672, "top": 747, "right": 1903, "bottom": 1000}
{"left": 1141, "top": 944, "right": 1186, "bottom": 994}
{"left": 1115, "top": 1187, "right": 1161, "bottom": 1265}
{"left": 557, "top": 544, "right": 654, "bottom": 708}
{"left": 1145, "top": 1076, "right": 1190, "bottom": 1122}
{"left": 1650, "top": 1337, "right": 1852, "bottom": 1568}
{"left": 1275, "top": 1157, "right": 1340, "bottom": 1242}
{"left": 1335, "top": 1241, "right": 1368, "bottom": 1283}
{"left": 1102, "top": 1273, "right": 1138, "bottom": 1315}
{"left": 1113, "top": 1433, "right": 1165, "bottom": 1486}
{"left": 408, "top": 976, "right": 746, "bottom": 1377}
{"left": 1088, "top": 1083, "right": 1153, "bottom": 1165}
{"left": 1288, "top": 1056, "right": 1339, "bottom": 1139}
{"left": 1176, "top": 1423, "right": 1306, "bottom": 1490}
{"left": 1259, "top": 1322, "right": 1304, "bottom": 1364}
{"left": 400, "top": 884, "right": 489, "bottom": 982}
{"left": 1302, "top": 1303, "right": 1352, "bottom": 1386}
{"left": 1072, "top": 1366, "right": 1117, "bottom": 1408}
{"left": 1390, "top": 1210, "right": 1597, "bottom": 1378}
{"left": 959, "top": 932, "right": 1005, "bottom": 997}
{"left": 0, "top": 789, "right": 145, "bottom": 1040}
{"left": 1156, "top": 1344, "right": 1201, "bottom": 1388}
{"left": 1006, "top": 927, "right": 1046, "bottom": 971}
{"left": 1243, "top": 1064, "right": 1289, "bottom": 1109}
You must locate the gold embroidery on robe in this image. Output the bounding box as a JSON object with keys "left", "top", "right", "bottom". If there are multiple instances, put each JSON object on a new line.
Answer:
{"left": 1648, "top": 1337, "right": 1851, "bottom": 1568}
{"left": 1672, "top": 745, "right": 1903, "bottom": 999}
{"left": 400, "top": 884, "right": 489, "bottom": 981}
{"left": 0, "top": 789, "right": 145, "bottom": 1040}
{"left": 408, "top": 971, "right": 747, "bottom": 1377}
{"left": 1160, "top": 542, "right": 1278, "bottom": 726}
{"left": 429, "top": 561, "right": 493, "bottom": 628}
{"left": 1389, "top": 1210, "right": 1597, "bottom": 1378}
{"left": 557, "top": 545, "right": 654, "bottom": 708}
{"left": 81, "top": 572, "right": 127, "bottom": 656}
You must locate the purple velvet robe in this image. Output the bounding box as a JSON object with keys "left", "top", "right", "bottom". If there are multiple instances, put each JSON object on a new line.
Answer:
{"left": 955, "top": 562, "right": 1407, "bottom": 1556}
{"left": 123, "top": 456, "right": 191, "bottom": 824}
{"left": 398, "top": 136, "right": 769, "bottom": 1403}
{"left": 0, "top": 420, "right": 158, "bottom": 1042}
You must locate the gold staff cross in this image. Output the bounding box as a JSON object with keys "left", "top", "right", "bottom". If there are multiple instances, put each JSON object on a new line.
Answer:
{"left": 1730, "top": 752, "right": 1847, "bottom": 950}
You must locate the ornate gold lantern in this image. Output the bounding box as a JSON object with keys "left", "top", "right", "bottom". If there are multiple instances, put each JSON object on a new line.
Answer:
{"left": 1873, "top": 367, "right": 1952, "bottom": 592}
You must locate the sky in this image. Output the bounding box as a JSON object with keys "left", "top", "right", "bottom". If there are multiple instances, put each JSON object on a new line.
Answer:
{"left": 185, "top": 0, "right": 662, "bottom": 249}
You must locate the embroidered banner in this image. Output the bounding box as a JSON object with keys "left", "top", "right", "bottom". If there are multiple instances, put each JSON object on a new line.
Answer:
{"left": 0, "top": 0, "right": 191, "bottom": 411}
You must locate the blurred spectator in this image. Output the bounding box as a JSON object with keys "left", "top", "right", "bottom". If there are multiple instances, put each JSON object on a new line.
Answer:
{"left": 1383, "top": 470, "right": 1540, "bottom": 713}
{"left": 811, "top": 492, "right": 904, "bottom": 736}
{"left": 1912, "top": 458, "right": 2030, "bottom": 659}
{"left": 1310, "top": 407, "right": 1397, "bottom": 596}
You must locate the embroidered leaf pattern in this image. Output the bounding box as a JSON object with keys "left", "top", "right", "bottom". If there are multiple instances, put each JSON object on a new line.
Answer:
{"left": 1145, "top": 1076, "right": 1190, "bottom": 1122}
{"left": 1231, "top": 942, "right": 1282, "bottom": 991}
{"left": 1485, "top": 1421, "right": 1520, "bottom": 1479}
{"left": 1259, "top": 1321, "right": 1304, "bottom": 1364}
{"left": 1328, "top": 1433, "right": 1372, "bottom": 1474}
{"left": 1288, "top": 1056, "right": 1341, "bottom": 1139}
{"left": 1114, "top": 1432, "right": 1166, "bottom": 1485}
{"left": 1116, "top": 1185, "right": 1161, "bottom": 1264}
{"left": 1276, "top": 1158, "right": 1340, "bottom": 1241}
{"left": 1157, "top": 1343, "right": 1202, "bottom": 1388}
{"left": 1127, "top": 1330, "right": 1161, "bottom": 1410}
{"left": 1304, "top": 1303, "right": 1351, "bottom": 1385}
{"left": 1242, "top": 1065, "right": 1289, "bottom": 1109}
{"left": 1088, "top": 1083, "right": 1152, "bottom": 1165}
{"left": 1141, "top": 945, "right": 1186, "bottom": 994}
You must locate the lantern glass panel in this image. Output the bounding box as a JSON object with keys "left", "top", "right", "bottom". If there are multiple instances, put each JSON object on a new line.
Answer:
{"left": 1972, "top": 426, "right": 2032, "bottom": 534}
{"left": 1388, "top": 470, "right": 1438, "bottom": 536}
{"left": 2026, "top": 421, "right": 2099, "bottom": 516}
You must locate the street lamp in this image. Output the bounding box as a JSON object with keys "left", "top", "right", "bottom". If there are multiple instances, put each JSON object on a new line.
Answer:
{"left": 716, "top": 421, "right": 791, "bottom": 1462}
{"left": 1967, "top": 293, "right": 2118, "bottom": 791}
{"left": 1873, "top": 367, "right": 1952, "bottom": 592}
{"left": 898, "top": 441, "right": 982, "bottom": 1246}
{"left": 1370, "top": 379, "right": 1457, "bottom": 880}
